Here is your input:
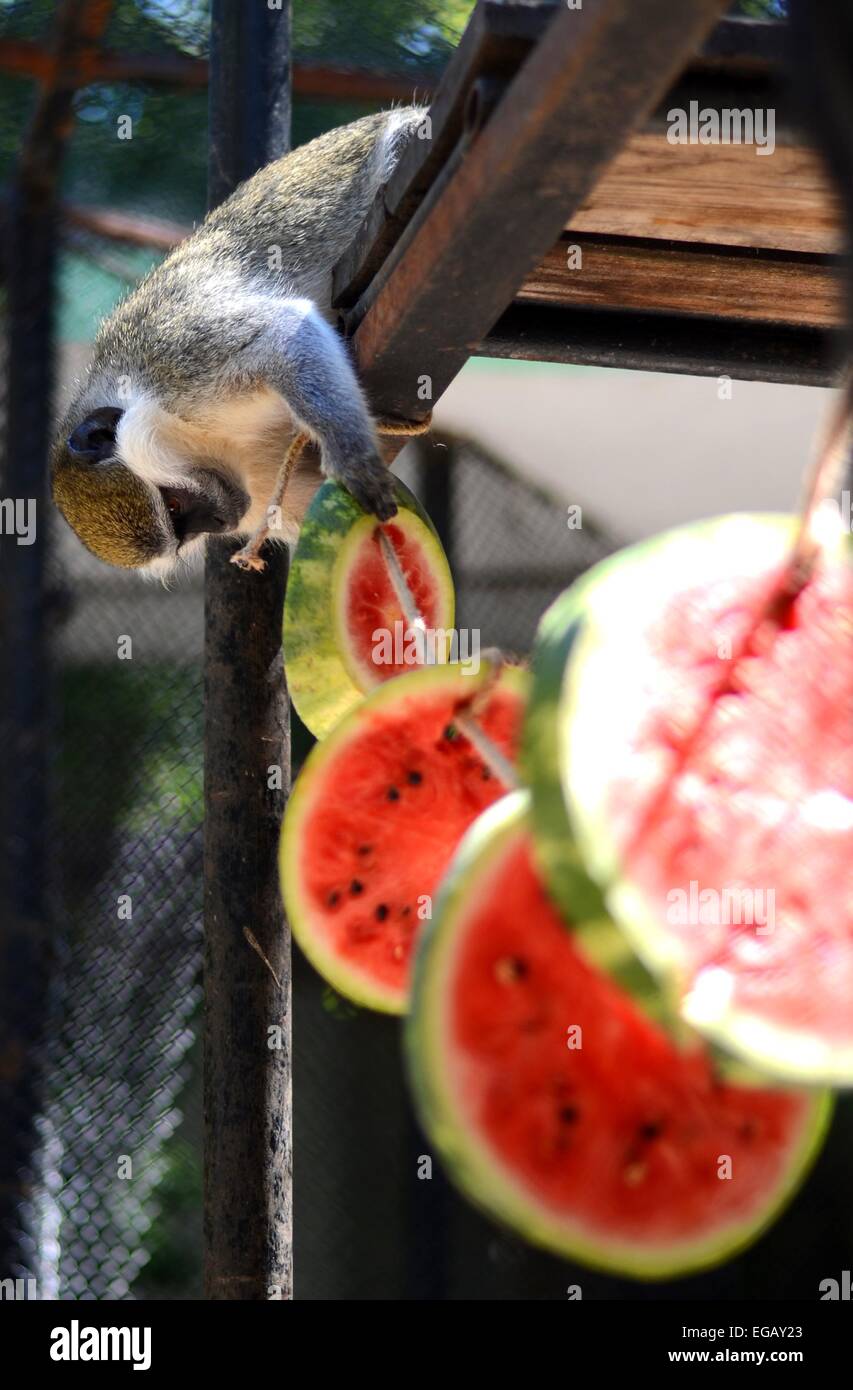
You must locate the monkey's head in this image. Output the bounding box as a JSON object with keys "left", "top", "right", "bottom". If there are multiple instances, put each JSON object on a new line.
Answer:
{"left": 51, "top": 391, "right": 251, "bottom": 572}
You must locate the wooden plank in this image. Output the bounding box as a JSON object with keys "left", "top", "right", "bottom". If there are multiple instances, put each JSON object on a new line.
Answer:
{"left": 522, "top": 234, "right": 841, "bottom": 328}
{"left": 334, "top": 10, "right": 804, "bottom": 311}
{"left": 346, "top": 0, "right": 731, "bottom": 424}
{"left": 570, "top": 132, "right": 841, "bottom": 255}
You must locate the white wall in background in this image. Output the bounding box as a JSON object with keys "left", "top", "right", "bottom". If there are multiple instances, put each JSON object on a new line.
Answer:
{"left": 434, "top": 360, "right": 833, "bottom": 542}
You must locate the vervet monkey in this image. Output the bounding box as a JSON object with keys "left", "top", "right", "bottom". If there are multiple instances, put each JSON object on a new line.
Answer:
{"left": 51, "top": 107, "right": 425, "bottom": 573}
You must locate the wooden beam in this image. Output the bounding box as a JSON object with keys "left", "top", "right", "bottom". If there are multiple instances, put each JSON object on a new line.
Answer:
{"left": 342, "top": 0, "right": 731, "bottom": 423}
{"left": 333, "top": 0, "right": 546, "bottom": 308}
{"left": 523, "top": 234, "right": 841, "bottom": 329}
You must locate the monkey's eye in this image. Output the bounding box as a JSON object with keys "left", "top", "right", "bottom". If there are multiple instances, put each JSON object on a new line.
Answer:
{"left": 162, "top": 492, "right": 183, "bottom": 517}
{"left": 67, "top": 407, "right": 123, "bottom": 462}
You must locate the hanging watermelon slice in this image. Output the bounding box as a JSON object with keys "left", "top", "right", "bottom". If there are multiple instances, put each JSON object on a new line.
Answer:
{"left": 407, "top": 791, "right": 830, "bottom": 1278}
{"left": 526, "top": 513, "right": 853, "bottom": 1085}
{"left": 279, "top": 661, "right": 527, "bottom": 1012}
{"left": 284, "top": 478, "right": 455, "bottom": 738}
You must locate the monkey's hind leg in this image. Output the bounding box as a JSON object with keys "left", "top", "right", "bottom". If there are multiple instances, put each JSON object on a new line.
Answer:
{"left": 230, "top": 430, "right": 310, "bottom": 572}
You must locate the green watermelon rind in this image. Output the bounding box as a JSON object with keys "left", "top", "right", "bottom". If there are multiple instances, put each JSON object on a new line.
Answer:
{"left": 406, "top": 791, "right": 832, "bottom": 1280}
{"left": 551, "top": 512, "right": 853, "bottom": 1086}
{"left": 524, "top": 569, "right": 688, "bottom": 1037}
{"left": 280, "top": 661, "right": 529, "bottom": 1015}
{"left": 283, "top": 477, "right": 455, "bottom": 740}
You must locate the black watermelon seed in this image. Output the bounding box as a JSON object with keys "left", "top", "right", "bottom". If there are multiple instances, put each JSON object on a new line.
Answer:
{"left": 401, "top": 905, "right": 412, "bottom": 916}
{"left": 443, "top": 724, "right": 457, "bottom": 741}
{"left": 327, "top": 891, "right": 341, "bottom": 908}
{"left": 375, "top": 904, "right": 389, "bottom": 922}
{"left": 559, "top": 1106, "right": 579, "bottom": 1125}
{"left": 639, "top": 1120, "right": 664, "bottom": 1142}
{"left": 495, "top": 955, "right": 529, "bottom": 985}
{"left": 407, "top": 770, "right": 423, "bottom": 786}
{"left": 350, "top": 880, "right": 364, "bottom": 895}
{"left": 357, "top": 844, "right": 372, "bottom": 856}
{"left": 387, "top": 786, "right": 400, "bottom": 802}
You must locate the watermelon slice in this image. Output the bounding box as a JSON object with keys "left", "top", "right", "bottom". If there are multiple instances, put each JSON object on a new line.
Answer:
{"left": 407, "top": 792, "right": 830, "bottom": 1278}
{"left": 284, "top": 477, "right": 455, "bottom": 738}
{"left": 528, "top": 513, "right": 853, "bottom": 1085}
{"left": 279, "top": 661, "right": 527, "bottom": 1012}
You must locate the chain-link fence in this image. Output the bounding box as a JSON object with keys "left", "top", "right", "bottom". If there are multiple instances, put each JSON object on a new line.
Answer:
{"left": 3, "top": 0, "right": 851, "bottom": 1304}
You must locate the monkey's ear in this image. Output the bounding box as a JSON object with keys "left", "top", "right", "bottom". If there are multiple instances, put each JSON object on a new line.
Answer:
{"left": 68, "top": 407, "right": 123, "bottom": 462}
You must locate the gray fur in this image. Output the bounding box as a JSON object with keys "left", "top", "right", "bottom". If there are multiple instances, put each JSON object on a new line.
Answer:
{"left": 52, "top": 107, "right": 425, "bottom": 568}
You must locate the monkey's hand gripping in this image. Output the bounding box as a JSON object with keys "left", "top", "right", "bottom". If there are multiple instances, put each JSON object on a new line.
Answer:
{"left": 231, "top": 414, "right": 431, "bottom": 574}
{"left": 229, "top": 297, "right": 425, "bottom": 571}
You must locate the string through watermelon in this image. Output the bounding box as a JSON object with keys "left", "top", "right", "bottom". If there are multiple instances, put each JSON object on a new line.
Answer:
{"left": 374, "top": 511, "right": 519, "bottom": 789}
{"left": 792, "top": 372, "right": 853, "bottom": 588}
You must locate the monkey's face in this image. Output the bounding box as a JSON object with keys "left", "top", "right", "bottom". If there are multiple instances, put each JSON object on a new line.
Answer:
{"left": 51, "top": 404, "right": 250, "bottom": 571}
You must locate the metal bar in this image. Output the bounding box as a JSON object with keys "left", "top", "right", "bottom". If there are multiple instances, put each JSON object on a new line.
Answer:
{"left": 0, "top": 39, "right": 431, "bottom": 103}
{"left": 344, "top": 0, "right": 730, "bottom": 426}
{"left": 204, "top": 0, "right": 292, "bottom": 1303}
{"left": 0, "top": 0, "right": 113, "bottom": 1290}
{"left": 479, "top": 301, "right": 843, "bottom": 389}
{"left": 333, "top": 1, "right": 546, "bottom": 309}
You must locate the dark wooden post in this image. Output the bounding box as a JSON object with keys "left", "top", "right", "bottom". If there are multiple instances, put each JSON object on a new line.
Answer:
{"left": 204, "top": 0, "right": 293, "bottom": 1301}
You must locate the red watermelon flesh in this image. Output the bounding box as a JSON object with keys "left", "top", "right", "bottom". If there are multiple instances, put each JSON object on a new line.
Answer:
{"left": 417, "top": 800, "right": 827, "bottom": 1273}
{"left": 609, "top": 560, "right": 853, "bottom": 1055}
{"left": 280, "top": 666, "right": 526, "bottom": 1012}
{"left": 342, "top": 520, "right": 450, "bottom": 686}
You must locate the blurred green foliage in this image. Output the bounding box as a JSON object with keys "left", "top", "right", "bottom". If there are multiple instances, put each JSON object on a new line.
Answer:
{"left": 0, "top": 0, "right": 788, "bottom": 234}
{"left": 735, "top": 1, "right": 787, "bottom": 16}
{"left": 0, "top": 0, "right": 474, "bottom": 219}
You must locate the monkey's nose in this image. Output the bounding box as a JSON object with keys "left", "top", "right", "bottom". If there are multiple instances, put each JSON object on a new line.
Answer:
{"left": 67, "top": 406, "right": 124, "bottom": 461}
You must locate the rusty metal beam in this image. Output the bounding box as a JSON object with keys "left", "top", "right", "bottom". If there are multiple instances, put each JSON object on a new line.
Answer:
{"left": 0, "top": 37, "right": 432, "bottom": 104}
{"left": 480, "top": 301, "right": 842, "bottom": 389}
{"left": 340, "top": 0, "right": 731, "bottom": 428}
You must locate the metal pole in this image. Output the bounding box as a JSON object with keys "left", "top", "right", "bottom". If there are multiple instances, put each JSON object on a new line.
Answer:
{"left": 0, "top": 0, "right": 113, "bottom": 1289}
{"left": 204, "top": 0, "right": 293, "bottom": 1301}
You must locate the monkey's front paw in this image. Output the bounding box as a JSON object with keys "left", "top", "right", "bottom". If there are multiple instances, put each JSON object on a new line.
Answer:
{"left": 335, "top": 452, "right": 398, "bottom": 522}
